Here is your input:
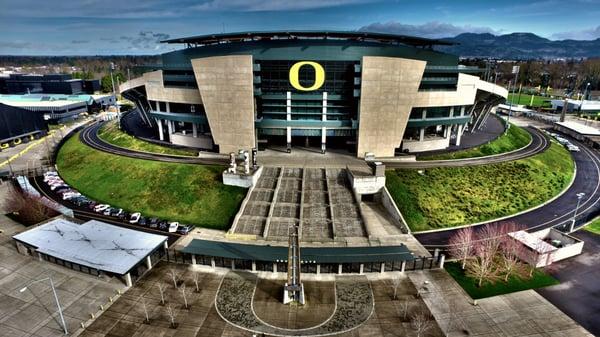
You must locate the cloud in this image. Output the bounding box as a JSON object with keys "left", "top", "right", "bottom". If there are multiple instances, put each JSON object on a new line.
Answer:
{"left": 71, "top": 40, "right": 90, "bottom": 44}
{"left": 193, "top": 0, "right": 377, "bottom": 11}
{"left": 119, "top": 31, "right": 170, "bottom": 50}
{"left": 359, "top": 21, "right": 501, "bottom": 39}
{"left": 552, "top": 26, "right": 600, "bottom": 40}
{"left": 0, "top": 41, "right": 33, "bottom": 49}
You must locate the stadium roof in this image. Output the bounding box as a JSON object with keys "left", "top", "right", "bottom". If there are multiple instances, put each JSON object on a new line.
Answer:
{"left": 180, "top": 239, "right": 415, "bottom": 264}
{"left": 161, "top": 30, "right": 457, "bottom": 47}
{"left": 13, "top": 218, "right": 167, "bottom": 275}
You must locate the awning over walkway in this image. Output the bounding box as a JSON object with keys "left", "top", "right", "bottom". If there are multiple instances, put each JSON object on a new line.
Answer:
{"left": 180, "top": 239, "right": 415, "bottom": 264}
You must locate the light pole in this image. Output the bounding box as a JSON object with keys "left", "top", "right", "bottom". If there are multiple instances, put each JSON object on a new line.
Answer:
{"left": 19, "top": 277, "right": 68, "bottom": 335}
{"left": 109, "top": 62, "right": 121, "bottom": 129}
{"left": 579, "top": 82, "right": 591, "bottom": 114}
{"left": 569, "top": 192, "right": 586, "bottom": 232}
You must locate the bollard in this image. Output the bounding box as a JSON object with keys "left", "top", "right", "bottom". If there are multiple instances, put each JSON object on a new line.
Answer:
{"left": 90, "top": 313, "right": 95, "bottom": 319}
{"left": 109, "top": 296, "right": 113, "bottom": 302}
{"left": 100, "top": 304, "right": 104, "bottom": 311}
{"left": 80, "top": 322, "right": 85, "bottom": 329}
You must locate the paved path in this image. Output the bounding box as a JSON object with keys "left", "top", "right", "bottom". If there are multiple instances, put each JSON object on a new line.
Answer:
{"left": 80, "top": 121, "right": 549, "bottom": 170}
{"left": 415, "top": 136, "right": 600, "bottom": 248}
{"left": 536, "top": 230, "right": 600, "bottom": 336}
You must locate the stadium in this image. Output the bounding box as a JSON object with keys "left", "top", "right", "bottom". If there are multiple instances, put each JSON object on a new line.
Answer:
{"left": 119, "top": 31, "right": 507, "bottom": 157}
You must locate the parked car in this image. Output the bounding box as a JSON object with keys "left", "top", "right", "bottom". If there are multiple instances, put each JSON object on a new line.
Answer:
{"left": 158, "top": 221, "right": 168, "bottom": 231}
{"left": 129, "top": 212, "right": 141, "bottom": 224}
{"left": 110, "top": 208, "right": 123, "bottom": 217}
{"left": 118, "top": 211, "right": 129, "bottom": 220}
{"left": 148, "top": 217, "right": 159, "bottom": 228}
{"left": 168, "top": 222, "right": 179, "bottom": 233}
{"left": 138, "top": 216, "right": 147, "bottom": 226}
{"left": 567, "top": 144, "right": 580, "bottom": 152}
{"left": 50, "top": 184, "right": 69, "bottom": 191}
{"left": 94, "top": 204, "right": 110, "bottom": 212}
{"left": 62, "top": 192, "right": 81, "bottom": 200}
{"left": 87, "top": 201, "right": 98, "bottom": 210}
{"left": 176, "top": 224, "right": 192, "bottom": 235}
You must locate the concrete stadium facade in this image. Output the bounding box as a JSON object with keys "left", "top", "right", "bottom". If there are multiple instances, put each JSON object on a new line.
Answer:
{"left": 120, "top": 31, "right": 507, "bottom": 157}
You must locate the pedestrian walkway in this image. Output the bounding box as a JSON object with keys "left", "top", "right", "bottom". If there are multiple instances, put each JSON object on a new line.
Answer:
{"left": 408, "top": 269, "right": 593, "bottom": 336}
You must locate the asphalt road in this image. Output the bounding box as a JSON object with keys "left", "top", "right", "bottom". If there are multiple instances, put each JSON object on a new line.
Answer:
{"left": 536, "top": 230, "right": 600, "bottom": 336}
{"left": 415, "top": 135, "right": 600, "bottom": 249}
{"left": 30, "top": 175, "right": 182, "bottom": 245}
{"left": 79, "top": 122, "right": 228, "bottom": 165}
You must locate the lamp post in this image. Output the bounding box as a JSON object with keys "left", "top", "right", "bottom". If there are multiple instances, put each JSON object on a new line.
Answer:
{"left": 569, "top": 192, "right": 586, "bottom": 232}
{"left": 579, "top": 82, "right": 591, "bottom": 114}
{"left": 19, "top": 277, "right": 68, "bottom": 335}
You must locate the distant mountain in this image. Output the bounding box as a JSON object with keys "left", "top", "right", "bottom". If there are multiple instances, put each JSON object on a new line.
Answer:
{"left": 435, "top": 32, "right": 600, "bottom": 59}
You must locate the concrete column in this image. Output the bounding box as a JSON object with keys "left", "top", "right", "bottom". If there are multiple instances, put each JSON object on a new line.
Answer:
{"left": 192, "top": 123, "right": 198, "bottom": 138}
{"left": 419, "top": 128, "right": 425, "bottom": 142}
{"left": 166, "top": 102, "right": 171, "bottom": 113}
{"left": 167, "top": 121, "right": 174, "bottom": 135}
{"left": 439, "top": 254, "right": 446, "bottom": 269}
{"left": 461, "top": 106, "right": 466, "bottom": 116}
{"left": 338, "top": 264, "right": 343, "bottom": 275}
{"left": 191, "top": 255, "right": 196, "bottom": 265}
{"left": 433, "top": 249, "right": 439, "bottom": 259}
{"left": 359, "top": 264, "right": 364, "bottom": 275}
{"left": 286, "top": 91, "right": 292, "bottom": 152}
{"left": 163, "top": 241, "right": 169, "bottom": 249}
{"left": 146, "top": 256, "right": 153, "bottom": 270}
{"left": 124, "top": 273, "right": 132, "bottom": 287}
{"left": 443, "top": 125, "right": 449, "bottom": 138}
{"left": 211, "top": 258, "right": 216, "bottom": 269}
{"left": 273, "top": 263, "right": 278, "bottom": 273}
{"left": 449, "top": 106, "right": 454, "bottom": 118}
{"left": 252, "top": 261, "right": 256, "bottom": 272}
{"left": 401, "top": 261, "right": 406, "bottom": 273}
{"left": 231, "top": 260, "right": 235, "bottom": 270}
{"left": 156, "top": 118, "right": 164, "bottom": 141}
{"left": 456, "top": 125, "right": 464, "bottom": 146}
{"left": 380, "top": 262, "right": 385, "bottom": 274}
{"left": 322, "top": 92, "right": 327, "bottom": 154}
{"left": 316, "top": 264, "right": 321, "bottom": 275}
{"left": 321, "top": 127, "right": 326, "bottom": 154}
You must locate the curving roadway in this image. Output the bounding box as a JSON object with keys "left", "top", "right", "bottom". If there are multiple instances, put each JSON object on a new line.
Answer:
{"left": 80, "top": 121, "right": 549, "bottom": 169}
{"left": 79, "top": 122, "right": 228, "bottom": 165}
{"left": 415, "top": 136, "right": 600, "bottom": 249}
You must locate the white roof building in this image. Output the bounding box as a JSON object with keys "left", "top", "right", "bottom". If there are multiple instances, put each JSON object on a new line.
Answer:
{"left": 13, "top": 218, "right": 168, "bottom": 277}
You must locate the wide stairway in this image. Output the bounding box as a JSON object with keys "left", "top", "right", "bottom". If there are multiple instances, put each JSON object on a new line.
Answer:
{"left": 233, "top": 167, "right": 367, "bottom": 242}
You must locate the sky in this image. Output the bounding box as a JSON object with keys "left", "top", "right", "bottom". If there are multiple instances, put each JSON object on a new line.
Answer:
{"left": 2, "top": 0, "right": 600, "bottom": 55}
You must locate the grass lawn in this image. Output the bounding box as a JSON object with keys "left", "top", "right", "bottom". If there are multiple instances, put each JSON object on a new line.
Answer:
{"left": 445, "top": 262, "right": 559, "bottom": 299}
{"left": 420, "top": 123, "right": 531, "bottom": 160}
{"left": 56, "top": 132, "right": 246, "bottom": 229}
{"left": 387, "top": 140, "right": 574, "bottom": 231}
{"left": 507, "top": 93, "right": 552, "bottom": 108}
{"left": 584, "top": 218, "right": 600, "bottom": 235}
{"left": 98, "top": 120, "right": 198, "bottom": 156}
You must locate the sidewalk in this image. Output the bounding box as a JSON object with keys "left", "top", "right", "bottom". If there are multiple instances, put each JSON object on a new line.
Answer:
{"left": 408, "top": 269, "right": 593, "bottom": 337}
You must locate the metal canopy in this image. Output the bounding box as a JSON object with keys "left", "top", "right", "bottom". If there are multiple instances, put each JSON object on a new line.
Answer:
{"left": 161, "top": 30, "right": 457, "bottom": 47}
{"left": 13, "top": 219, "right": 168, "bottom": 275}
{"left": 180, "top": 239, "right": 415, "bottom": 264}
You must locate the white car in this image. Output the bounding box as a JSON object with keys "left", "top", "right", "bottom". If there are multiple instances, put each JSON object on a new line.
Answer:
{"left": 129, "top": 212, "right": 141, "bottom": 224}
{"left": 168, "top": 222, "right": 179, "bottom": 233}
{"left": 46, "top": 178, "right": 64, "bottom": 185}
{"left": 50, "top": 184, "right": 68, "bottom": 191}
{"left": 567, "top": 144, "right": 580, "bottom": 152}
{"left": 94, "top": 204, "right": 110, "bottom": 212}
{"left": 62, "top": 192, "right": 81, "bottom": 200}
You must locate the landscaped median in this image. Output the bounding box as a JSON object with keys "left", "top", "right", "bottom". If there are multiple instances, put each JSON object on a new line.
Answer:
{"left": 420, "top": 123, "right": 531, "bottom": 161}
{"left": 98, "top": 120, "right": 198, "bottom": 156}
{"left": 56, "top": 132, "right": 247, "bottom": 229}
{"left": 386, "top": 140, "right": 575, "bottom": 232}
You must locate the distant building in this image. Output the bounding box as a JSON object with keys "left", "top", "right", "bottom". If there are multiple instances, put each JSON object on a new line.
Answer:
{"left": 550, "top": 99, "right": 600, "bottom": 113}
{"left": 0, "top": 73, "right": 101, "bottom": 95}
{"left": 0, "top": 93, "right": 115, "bottom": 123}
{"left": 0, "top": 103, "right": 48, "bottom": 148}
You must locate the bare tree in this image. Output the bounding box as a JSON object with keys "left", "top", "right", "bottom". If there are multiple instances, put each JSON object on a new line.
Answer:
{"left": 193, "top": 272, "right": 200, "bottom": 293}
{"left": 448, "top": 227, "right": 475, "bottom": 269}
{"left": 180, "top": 284, "right": 189, "bottom": 310}
{"left": 411, "top": 310, "right": 433, "bottom": 337}
{"left": 157, "top": 283, "right": 166, "bottom": 305}
{"left": 465, "top": 223, "right": 511, "bottom": 287}
{"left": 399, "top": 300, "right": 410, "bottom": 320}
{"left": 166, "top": 305, "right": 176, "bottom": 329}
{"left": 499, "top": 223, "right": 525, "bottom": 282}
{"left": 391, "top": 276, "right": 402, "bottom": 300}
{"left": 141, "top": 297, "right": 150, "bottom": 323}
{"left": 168, "top": 268, "right": 178, "bottom": 288}
{"left": 5, "top": 187, "right": 59, "bottom": 225}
